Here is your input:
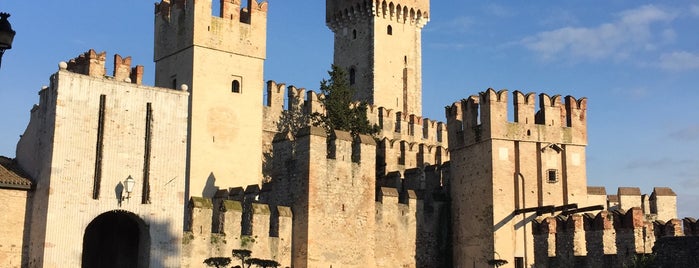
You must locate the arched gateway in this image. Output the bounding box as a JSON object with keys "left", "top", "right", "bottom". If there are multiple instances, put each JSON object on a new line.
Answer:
{"left": 82, "top": 210, "right": 150, "bottom": 268}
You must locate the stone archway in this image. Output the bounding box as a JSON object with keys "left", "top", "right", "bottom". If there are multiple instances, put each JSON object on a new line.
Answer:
{"left": 82, "top": 210, "right": 150, "bottom": 268}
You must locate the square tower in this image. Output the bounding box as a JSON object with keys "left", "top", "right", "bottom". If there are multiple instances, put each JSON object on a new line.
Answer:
{"left": 327, "top": 0, "right": 429, "bottom": 116}
{"left": 446, "top": 90, "right": 588, "bottom": 268}
{"left": 154, "top": 0, "right": 268, "bottom": 198}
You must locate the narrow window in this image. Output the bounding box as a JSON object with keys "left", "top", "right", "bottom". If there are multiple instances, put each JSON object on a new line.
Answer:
{"left": 232, "top": 80, "right": 241, "bottom": 93}
{"left": 387, "top": 25, "right": 393, "bottom": 35}
{"left": 352, "top": 29, "right": 357, "bottom": 39}
{"left": 404, "top": 55, "right": 407, "bottom": 65}
{"left": 349, "top": 68, "right": 356, "bottom": 85}
{"left": 93, "top": 94, "right": 106, "bottom": 199}
{"left": 142, "top": 103, "right": 153, "bottom": 204}
{"left": 172, "top": 79, "right": 177, "bottom": 90}
{"left": 547, "top": 169, "right": 559, "bottom": 183}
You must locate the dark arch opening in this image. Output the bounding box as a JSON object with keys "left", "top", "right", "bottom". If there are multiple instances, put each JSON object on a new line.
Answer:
{"left": 232, "top": 80, "right": 241, "bottom": 93}
{"left": 82, "top": 210, "right": 150, "bottom": 268}
{"left": 349, "top": 68, "right": 356, "bottom": 85}
{"left": 387, "top": 25, "right": 393, "bottom": 35}
{"left": 352, "top": 29, "right": 357, "bottom": 39}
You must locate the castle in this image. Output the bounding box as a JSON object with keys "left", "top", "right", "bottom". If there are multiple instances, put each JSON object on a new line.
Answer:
{"left": 0, "top": 0, "right": 696, "bottom": 267}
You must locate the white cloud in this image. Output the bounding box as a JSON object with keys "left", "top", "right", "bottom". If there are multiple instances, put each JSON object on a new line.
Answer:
{"left": 691, "top": 5, "right": 699, "bottom": 17}
{"left": 484, "top": 4, "right": 514, "bottom": 18}
{"left": 521, "top": 5, "right": 676, "bottom": 61}
{"left": 669, "top": 125, "right": 699, "bottom": 140}
{"left": 659, "top": 51, "right": 699, "bottom": 71}
{"left": 427, "top": 16, "right": 474, "bottom": 33}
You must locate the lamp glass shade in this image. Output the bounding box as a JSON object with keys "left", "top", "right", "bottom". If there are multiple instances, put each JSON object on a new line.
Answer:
{"left": 124, "top": 176, "right": 136, "bottom": 194}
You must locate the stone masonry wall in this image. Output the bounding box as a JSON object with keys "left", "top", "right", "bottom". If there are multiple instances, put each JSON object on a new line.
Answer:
{"left": 17, "top": 58, "right": 189, "bottom": 267}
{"left": 262, "top": 81, "right": 448, "bottom": 181}
{"left": 532, "top": 207, "right": 696, "bottom": 268}
{"left": 181, "top": 196, "right": 292, "bottom": 267}
{"left": 0, "top": 189, "right": 29, "bottom": 268}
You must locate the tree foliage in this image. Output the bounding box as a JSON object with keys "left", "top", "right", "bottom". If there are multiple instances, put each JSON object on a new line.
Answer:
{"left": 232, "top": 249, "right": 252, "bottom": 268}
{"left": 204, "top": 257, "right": 232, "bottom": 268}
{"left": 245, "top": 258, "right": 281, "bottom": 268}
{"left": 311, "top": 65, "right": 379, "bottom": 137}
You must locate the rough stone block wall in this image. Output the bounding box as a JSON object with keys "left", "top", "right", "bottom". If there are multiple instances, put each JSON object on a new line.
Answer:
{"left": 531, "top": 208, "right": 697, "bottom": 268}
{"left": 0, "top": 189, "right": 29, "bottom": 268}
{"left": 375, "top": 188, "right": 417, "bottom": 268}
{"left": 262, "top": 80, "right": 449, "bottom": 182}
{"left": 653, "top": 236, "right": 699, "bottom": 267}
{"left": 181, "top": 197, "right": 292, "bottom": 268}
{"left": 17, "top": 67, "right": 189, "bottom": 267}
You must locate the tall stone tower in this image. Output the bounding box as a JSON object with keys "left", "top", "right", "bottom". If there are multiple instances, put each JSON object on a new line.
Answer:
{"left": 154, "top": 0, "right": 268, "bottom": 198}
{"left": 446, "top": 90, "right": 588, "bottom": 268}
{"left": 326, "top": 0, "right": 429, "bottom": 116}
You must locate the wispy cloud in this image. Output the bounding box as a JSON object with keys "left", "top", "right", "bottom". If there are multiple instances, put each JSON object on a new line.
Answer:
{"left": 625, "top": 157, "right": 693, "bottom": 170}
{"left": 429, "top": 42, "right": 468, "bottom": 50}
{"left": 669, "top": 125, "right": 699, "bottom": 141}
{"left": 659, "top": 51, "right": 699, "bottom": 71}
{"left": 612, "top": 87, "right": 650, "bottom": 100}
{"left": 427, "top": 16, "right": 474, "bottom": 33}
{"left": 680, "top": 178, "right": 699, "bottom": 189}
{"left": 484, "top": 4, "right": 515, "bottom": 18}
{"left": 691, "top": 5, "right": 699, "bottom": 17}
{"left": 521, "top": 5, "right": 676, "bottom": 62}
{"left": 539, "top": 9, "right": 579, "bottom": 27}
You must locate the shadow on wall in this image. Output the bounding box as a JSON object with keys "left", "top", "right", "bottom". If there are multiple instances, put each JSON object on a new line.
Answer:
{"left": 203, "top": 172, "right": 219, "bottom": 198}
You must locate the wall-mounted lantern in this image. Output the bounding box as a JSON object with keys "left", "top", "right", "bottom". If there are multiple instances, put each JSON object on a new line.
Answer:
{"left": 122, "top": 175, "right": 136, "bottom": 201}
{"left": 0, "top": 13, "right": 16, "bottom": 70}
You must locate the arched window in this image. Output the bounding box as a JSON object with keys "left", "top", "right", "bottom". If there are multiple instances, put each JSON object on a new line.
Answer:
{"left": 352, "top": 29, "right": 357, "bottom": 39}
{"left": 232, "top": 80, "right": 241, "bottom": 93}
{"left": 349, "top": 68, "right": 356, "bottom": 85}
{"left": 387, "top": 25, "right": 393, "bottom": 35}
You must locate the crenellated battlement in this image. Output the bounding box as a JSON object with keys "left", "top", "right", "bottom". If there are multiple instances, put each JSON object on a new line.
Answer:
{"left": 64, "top": 49, "right": 144, "bottom": 85}
{"left": 264, "top": 80, "right": 446, "bottom": 146}
{"left": 155, "top": 0, "right": 268, "bottom": 23}
{"left": 378, "top": 162, "right": 450, "bottom": 204}
{"left": 263, "top": 80, "right": 448, "bottom": 176}
{"left": 585, "top": 186, "right": 678, "bottom": 221}
{"left": 154, "top": 0, "right": 268, "bottom": 62}
{"left": 184, "top": 189, "right": 292, "bottom": 267}
{"left": 533, "top": 207, "right": 696, "bottom": 267}
{"left": 446, "top": 89, "right": 587, "bottom": 148}
{"left": 326, "top": 0, "right": 430, "bottom": 30}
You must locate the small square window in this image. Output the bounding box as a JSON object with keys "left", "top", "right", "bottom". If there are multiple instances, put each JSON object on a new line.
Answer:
{"left": 547, "top": 169, "right": 558, "bottom": 183}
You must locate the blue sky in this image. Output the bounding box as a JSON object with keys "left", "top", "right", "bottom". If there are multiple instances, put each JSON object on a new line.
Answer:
{"left": 0, "top": 1, "right": 697, "bottom": 218}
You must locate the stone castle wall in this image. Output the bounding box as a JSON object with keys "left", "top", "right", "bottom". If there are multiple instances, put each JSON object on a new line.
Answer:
{"left": 326, "top": 0, "right": 430, "bottom": 115}
{"left": 446, "top": 89, "right": 589, "bottom": 267}
{"left": 262, "top": 81, "right": 448, "bottom": 181}
{"left": 0, "top": 188, "right": 29, "bottom": 268}
{"left": 262, "top": 126, "right": 451, "bottom": 267}
{"left": 16, "top": 52, "right": 189, "bottom": 267}
{"left": 155, "top": 0, "right": 269, "bottom": 197}
{"left": 533, "top": 208, "right": 698, "bottom": 268}
{"left": 181, "top": 194, "right": 292, "bottom": 267}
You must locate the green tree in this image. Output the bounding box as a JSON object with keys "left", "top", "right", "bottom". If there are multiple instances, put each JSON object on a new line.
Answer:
{"left": 232, "top": 249, "right": 252, "bottom": 268}
{"left": 204, "top": 257, "right": 232, "bottom": 268}
{"left": 244, "top": 258, "right": 280, "bottom": 268}
{"left": 311, "top": 65, "right": 379, "bottom": 137}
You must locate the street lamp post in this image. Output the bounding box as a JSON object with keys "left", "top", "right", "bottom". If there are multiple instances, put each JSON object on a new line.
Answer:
{"left": 0, "top": 12, "right": 16, "bottom": 70}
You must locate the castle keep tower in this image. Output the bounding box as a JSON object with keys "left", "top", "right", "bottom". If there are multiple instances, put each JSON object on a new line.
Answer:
{"left": 326, "top": 0, "right": 429, "bottom": 116}
{"left": 447, "top": 90, "right": 588, "bottom": 268}
{"left": 154, "top": 0, "right": 268, "bottom": 198}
